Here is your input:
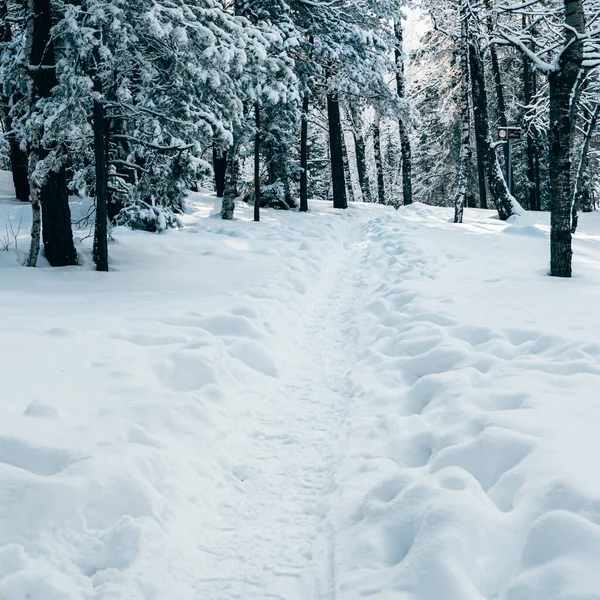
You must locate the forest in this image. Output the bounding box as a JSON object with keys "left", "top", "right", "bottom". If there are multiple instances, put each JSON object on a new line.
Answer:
{"left": 1, "top": 0, "right": 597, "bottom": 277}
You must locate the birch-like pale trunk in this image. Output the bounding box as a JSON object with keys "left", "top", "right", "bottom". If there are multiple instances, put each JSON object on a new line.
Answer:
{"left": 27, "top": 127, "right": 42, "bottom": 267}
{"left": 570, "top": 104, "right": 598, "bottom": 233}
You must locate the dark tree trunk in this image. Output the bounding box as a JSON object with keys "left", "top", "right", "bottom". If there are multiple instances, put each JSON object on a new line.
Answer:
{"left": 394, "top": 18, "right": 413, "bottom": 205}
{"left": 39, "top": 169, "right": 76, "bottom": 266}
{"left": 213, "top": 144, "right": 227, "bottom": 198}
{"left": 327, "top": 91, "right": 347, "bottom": 209}
{"left": 0, "top": 2, "right": 30, "bottom": 202}
{"left": 470, "top": 45, "right": 488, "bottom": 211}
{"left": 468, "top": 23, "right": 517, "bottom": 221}
{"left": 548, "top": 0, "right": 585, "bottom": 277}
{"left": 221, "top": 140, "right": 237, "bottom": 220}
{"left": 254, "top": 103, "right": 261, "bottom": 222}
{"left": 93, "top": 76, "right": 108, "bottom": 272}
{"left": 454, "top": 2, "right": 471, "bottom": 223}
{"left": 7, "top": 134, "right": 30, "bottom": 202}
{"left": 523, "top": 15, "right": 541, "bottom": 211}
{"left": 29, "top": 0, "right": 77, "bottom": 266}
{"left": 373, "top": 115, "right": 386, "bottom": 205}
{"left": 300, "top": 91, "right": 309, "bottom": 212}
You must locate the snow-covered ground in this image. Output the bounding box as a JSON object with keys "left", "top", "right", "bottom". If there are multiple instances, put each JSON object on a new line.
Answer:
{"left": 1, "top": 170, "right": 600, "bottom": 600}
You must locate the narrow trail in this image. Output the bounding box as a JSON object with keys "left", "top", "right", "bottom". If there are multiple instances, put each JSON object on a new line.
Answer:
{"left": 191, "top": 214, "right": 372, "bottom": 600}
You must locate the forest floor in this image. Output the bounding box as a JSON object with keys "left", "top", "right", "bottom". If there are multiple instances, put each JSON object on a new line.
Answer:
{"left": 1, "top": 170, "right": 600, "bottom": 599}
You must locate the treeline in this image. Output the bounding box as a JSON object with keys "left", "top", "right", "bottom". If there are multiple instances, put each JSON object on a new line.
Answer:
{"left": 404, "top": 0, "right": 598, "bottom": 277}
{"left": 1, "top": 0, "right": 598, "bottom": 278}
{"left": 0, "top": 0, "right": 411, "bottom": 271}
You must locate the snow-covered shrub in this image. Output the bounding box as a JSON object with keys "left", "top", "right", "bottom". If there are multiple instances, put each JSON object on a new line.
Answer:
{"left": 117, "top": 202, "right": 180, "bottom": 233}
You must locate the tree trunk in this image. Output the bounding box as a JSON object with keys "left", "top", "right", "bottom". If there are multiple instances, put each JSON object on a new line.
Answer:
{"left": 485, "top": 0, "right": 509, "bottom": 178}
{"left": 327, "top": 91, "right": 348, "bottom": 209}
{"left": 254, "top": 103, "right": 261, "bottom": 222}
{"left": 349, "top": 105, "right": 373, "bottom": 203}
{"left": 93, "top": 76, "right": 108, "bottom": 272}
{"left": 454, "top": 3, "right": 472, "bottom": 223}
{"left": 548, "top": 0, "right": 585, "bottom": 277}
{"left": 340, "top": 125, "right": 355, "bottom": 203}
{"left": 373, "top": 113, "right": 386, "bottom": 205}
{"left": 571, "top": 103, "right": 599, "bottom": 233}
{"left": 469, "top": 41, "right": 488, "bottom": 211}
{"left": 523, "top": 15, "right": 541, "bottom": 211}
{"left": 213, "top": 144, "right": 227, "bottom": 198}
{"left": 0, "top": 1, "right": 30, "bottom": 202}
{"left": 221, "top": 140, "right": 237, "bottom": 220}
{"left": 300, "top": 91, "right": 309, "bottom": 212}
{"left": 394, "top": 18, "right": 413, "bottom": 205}
{"left": 27, "top": 126, "right": 42, "bottom": 267}
{"left": 28, "top": 0, "right": 77, "bottom": 266}
{"left": 468, "top": 19, "right": 518, "bottom": 221}
{"left": 7, "top": 133, "right": 30, "bottom": 202}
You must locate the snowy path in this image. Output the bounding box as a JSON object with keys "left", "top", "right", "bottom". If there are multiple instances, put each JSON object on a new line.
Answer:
{"left": 190, "top": 216, "right": 370, "bottom": 599}
{"left": 2, "top": 183, "right": 600, "bottom": 600}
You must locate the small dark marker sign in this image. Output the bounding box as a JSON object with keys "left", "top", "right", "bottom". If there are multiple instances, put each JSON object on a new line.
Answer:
{"left": 498, "top": 127, "right": 521, "bottom": 140}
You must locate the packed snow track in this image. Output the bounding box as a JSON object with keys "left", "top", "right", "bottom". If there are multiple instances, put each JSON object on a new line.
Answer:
{"left": 1, "top": 181, "right": 600, "bottom": 600}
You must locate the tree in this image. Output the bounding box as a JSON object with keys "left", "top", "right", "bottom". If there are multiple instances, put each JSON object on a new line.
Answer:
{"left": 373, "top": 113, "right": 386, "bottom": 205}
{"left": 327, "top": 90, "right": 348, "bottom": 209}
{"left": 454, "top": 0, "right": 471, "bottom": 223}
{"left": 25, "top": 0, "right": 77, "bottom": 267}
{"left": 494, "top": 0, "right": 590, "bottom": 276}
{"left": 0, "top": 1, "right": 30, "bottom": 203}
{"left": 394, "top": 15, "right": 413, "bottom": 205}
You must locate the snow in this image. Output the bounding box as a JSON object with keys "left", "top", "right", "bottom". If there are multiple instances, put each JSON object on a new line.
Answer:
{"left": 2, "top": 170, "right": 600, "bottom": 599}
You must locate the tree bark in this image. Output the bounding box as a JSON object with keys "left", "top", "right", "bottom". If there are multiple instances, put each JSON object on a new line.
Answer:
{"left": 93, "top": 75, "right": 108, "bottom": 272}
{"left": 327, "top": 91, "right": 348, "bottom": 209}
{"left": 6, "top": 128, "right": 30, "bottom": 202}
{"left": 300, "top": 91, "right": 309, "bottom": 212}
{"left": 454, "top": 3, "right": 472, "bottom": 223}
{"left": 26, "top": 127, "right": 42, "bottom": 267}
{"left": 394, "top": 18, "right": 413, "bottom": 205}
{"left": 0, "top": 3, "right": 30, "bottom": 202}
{"left": 469, "top": 42, "right": 488, "bottom": 211}
{"left": 340, "top": 125, "right": 355, "bottom": 203}
{"left": 254, "top": 103, "right": 261, "bottom": 222}
{"left": 571, "top": 103, "right": 599, "bottom": 233}
{"left": 213, "top": 144, "right": 227, "bottom": 198}
{"left": 349, "top": 104, "right": 373, "bottom": 203}
{"left": 468, "top": 18, "right": 518, "bottom": 221}
{"left": 327, "top": 92, "right": 348, "bottom": 208}
{"left": 523, "top": 15, "right": 541, "bottom": 211}
{"left": 373, "top": 113, "right": 386, "bottom": 205}
{"left": 548, "top": 0, "right": 585, "bottom": 277}
{"left": 221, "top": 140, "right": 237, "bottom": 220}
{"left": 28, "top": 0, "right": 77, "bottom": 266}
{"left": 484, "top": 0, "right": 509, "bottom": 180}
